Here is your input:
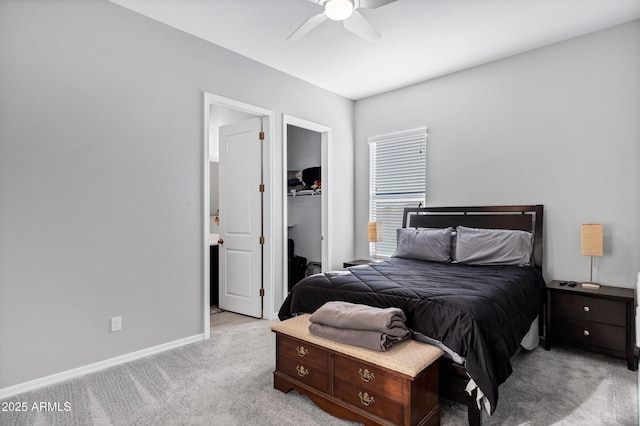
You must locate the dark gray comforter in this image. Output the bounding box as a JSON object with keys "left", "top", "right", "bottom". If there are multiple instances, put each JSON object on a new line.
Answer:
{"left": 278, "top": 257, "right": 545, "bottom": 413}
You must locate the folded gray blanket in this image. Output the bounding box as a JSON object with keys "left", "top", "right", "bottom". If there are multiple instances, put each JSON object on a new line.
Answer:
{"left": 308, "top": 322, "right": 410, "bottom": 352}
{"left": 309, "top": 301, "right": 408, "bottom": 337}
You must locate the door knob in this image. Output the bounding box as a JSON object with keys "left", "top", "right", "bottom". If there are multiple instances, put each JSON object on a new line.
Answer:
{"left": 218, "top": 238, "right": 224, "bottom": 245}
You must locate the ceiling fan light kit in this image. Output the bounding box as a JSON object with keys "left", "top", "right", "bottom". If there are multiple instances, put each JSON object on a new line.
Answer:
{"left": 288, "top": 0, "right": 397, "bottom": 41}
{"left": 325, "top": 0, "right": 354, "bottom": 21}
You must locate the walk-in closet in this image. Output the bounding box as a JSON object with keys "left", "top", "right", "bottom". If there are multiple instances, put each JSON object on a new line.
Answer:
{"left": 286, "top": 124, "right": 322, "bottom": 290}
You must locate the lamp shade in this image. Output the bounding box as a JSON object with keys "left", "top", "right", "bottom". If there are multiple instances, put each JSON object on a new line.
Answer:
{"left": 367, "top": 221, "right": 382, "bottom": 243}
{"left": 581, "top": 224, "right": 603, "bottom": 257}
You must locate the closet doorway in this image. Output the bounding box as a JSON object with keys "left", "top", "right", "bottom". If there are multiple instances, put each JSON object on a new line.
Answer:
{"left": 282, "top": 115, "right": 330, "bottom": 301}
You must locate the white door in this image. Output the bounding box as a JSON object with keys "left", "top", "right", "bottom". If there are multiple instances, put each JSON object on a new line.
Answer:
{"left": 218, "top": 117, "right": 264, "bottom": 318}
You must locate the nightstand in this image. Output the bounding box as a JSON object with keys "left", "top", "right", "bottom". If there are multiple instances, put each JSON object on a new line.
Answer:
{"left": 342, "top": 258, "right": 380, "bottom": 268}
{"left": 545, "top": 280, "right": 636, "bottom": 371}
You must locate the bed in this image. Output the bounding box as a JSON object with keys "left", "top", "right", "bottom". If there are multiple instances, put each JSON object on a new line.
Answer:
{"left": 278, "top": 205, "right": 545, "bottom": 425}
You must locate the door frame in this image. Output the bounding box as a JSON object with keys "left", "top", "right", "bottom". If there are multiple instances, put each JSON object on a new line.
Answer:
{"left": 203, "top": 92, "right": 274, "bottom": 339}
{"left": 282, "top": 114, "right": 331, "bottom": 305}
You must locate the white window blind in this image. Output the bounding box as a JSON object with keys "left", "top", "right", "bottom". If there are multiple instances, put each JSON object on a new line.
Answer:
{"left": 369, "top": 128, "right": 427, "bottom": 257}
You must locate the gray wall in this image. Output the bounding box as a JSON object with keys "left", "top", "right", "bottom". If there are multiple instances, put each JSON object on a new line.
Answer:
{"left": 0, "top": 0, "right": 354, "bottom": 389}
{"left": 354, "top": 20, "right": 640, "bottom": 288}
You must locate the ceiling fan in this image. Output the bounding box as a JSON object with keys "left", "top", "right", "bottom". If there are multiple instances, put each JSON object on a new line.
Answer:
{"left": 288, "top": 0, "right": 397, "bottom": 42}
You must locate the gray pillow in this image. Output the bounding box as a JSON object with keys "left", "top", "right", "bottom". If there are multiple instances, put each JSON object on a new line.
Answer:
{"left": 454, "top": 226, "right": 533, "bottom": 266}
{"left": 392, "top": 227, "right": 453, "bottom": 262}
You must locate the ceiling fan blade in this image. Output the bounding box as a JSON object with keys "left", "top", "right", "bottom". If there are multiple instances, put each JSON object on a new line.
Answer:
{"left": 287, "top": 12, "right": 329, "bottom": 41}
{"left": 357, "top": 0, "right": 396, "bottom": 9}
{"left": 343, "top": 10, "right": 380, "bottom": 41}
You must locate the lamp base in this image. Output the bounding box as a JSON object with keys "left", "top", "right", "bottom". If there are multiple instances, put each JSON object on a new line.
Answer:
{"left": 586, "top": 255, "right": 601, "bottom": 286}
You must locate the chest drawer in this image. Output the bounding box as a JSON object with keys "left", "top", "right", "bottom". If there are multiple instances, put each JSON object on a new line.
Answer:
{"left": 553, "top": 319, "right": 626, "bottom": 352}
{"left": 552, "top": 293, "right": 626, "bottom": 326}
{"left": 333, "top": 374, "right": 404, "bottom": 424}
{"left": 277, "top": 335, "right": 329, "bottom": 370}
{"left": 332, "top": 354, "right": 408, "bottom": 424}
{"left": 333, "top": 355, "right": 405, "bottom": 402}
{"left": 278, "top": 353, "right": 331, "bottom": 393}
{"left": 277, "top": 335, "right": 331, "bottom": 393}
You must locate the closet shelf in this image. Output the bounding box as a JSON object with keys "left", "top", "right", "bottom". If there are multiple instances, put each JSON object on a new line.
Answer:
{"left": 288, "top": 189, "right": 321, "bottom": 197}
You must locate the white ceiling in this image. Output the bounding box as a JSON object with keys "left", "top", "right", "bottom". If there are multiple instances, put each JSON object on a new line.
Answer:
{"left": 109, "top": 0, "right": 640, "bottom": 100}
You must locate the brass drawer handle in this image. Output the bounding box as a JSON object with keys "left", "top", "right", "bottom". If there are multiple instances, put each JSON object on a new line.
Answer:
{"left": 583, "top": 330, "right": 590, "bottom": 336}
{"left": 296, "top": 345, "right": 309, "bottom": 357}
{"left": 583, "top": 306, "right": 590, "bottom": 312}
{"left": 358, "top": 368, "right": 375, "bottom": 382}
{"left": 296, "top": 365, "right": 309, "bottom": 377}
{"left": 358, "top": 391, "right": 375, "bottom": 406}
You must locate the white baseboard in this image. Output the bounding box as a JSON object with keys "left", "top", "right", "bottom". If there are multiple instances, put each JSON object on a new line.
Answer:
{"left": 0, "top": 334, "right": 204, "bottom": 400}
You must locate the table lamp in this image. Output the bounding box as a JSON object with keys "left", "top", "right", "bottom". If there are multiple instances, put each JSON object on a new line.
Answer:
{"left": 368, "top": 221, "right": 382, "bottom": 259}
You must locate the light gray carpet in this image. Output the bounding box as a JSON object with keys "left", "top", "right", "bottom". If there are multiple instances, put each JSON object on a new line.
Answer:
{"left": 1, "top": 319, "right": 636, "bottom": 425}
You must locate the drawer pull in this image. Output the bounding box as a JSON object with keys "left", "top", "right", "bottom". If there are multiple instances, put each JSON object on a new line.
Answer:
{"left": 296, "top": 345, "right": 309, "bottom": 357}
{"left": 358, "top": 368, "right": 375, "bottom": 382}
{"left": 358, "top": 391, "right": 375, "bottom": 406}
{"left": 583, "top": 330, "right": 590, "bottom": 336}
{"left": 296, "top": 365, "right": 309, "bottom": 377}
{"left": 583, "top": 306, "right": 590, "bottom": 312}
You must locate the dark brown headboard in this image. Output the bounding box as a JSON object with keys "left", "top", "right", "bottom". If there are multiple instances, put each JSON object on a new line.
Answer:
{"left": 402, "top": 205, "right": 544, "bottom": 270}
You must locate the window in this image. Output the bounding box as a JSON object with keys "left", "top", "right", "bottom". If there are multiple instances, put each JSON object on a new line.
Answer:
{"left": 369, "top": 128, "right": 427, "bottom": 257}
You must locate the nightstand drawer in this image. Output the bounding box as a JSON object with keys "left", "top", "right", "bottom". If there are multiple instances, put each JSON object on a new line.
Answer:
{"left": 554, "top": 319, "right": 626, "bottom": 352}
{"left": 552, "top": 292, "right": 626, "bottom": 326}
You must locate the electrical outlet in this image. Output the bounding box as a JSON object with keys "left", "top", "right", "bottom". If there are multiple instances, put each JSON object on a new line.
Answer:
{"left": 111, "top": 316, "right": 122, "bottom": 332}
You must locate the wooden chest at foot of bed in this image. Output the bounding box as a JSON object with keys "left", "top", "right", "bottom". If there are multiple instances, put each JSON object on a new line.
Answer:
{"left": 272, "top": 314, "right": 443, "bottom": 426}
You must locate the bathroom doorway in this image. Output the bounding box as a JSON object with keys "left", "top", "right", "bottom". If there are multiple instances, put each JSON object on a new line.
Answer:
{"left": 203, "top": 92, "right": 274, "bottom": 338}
